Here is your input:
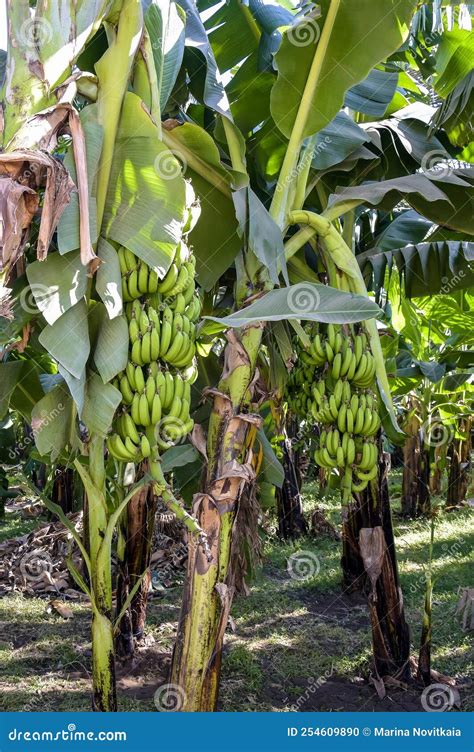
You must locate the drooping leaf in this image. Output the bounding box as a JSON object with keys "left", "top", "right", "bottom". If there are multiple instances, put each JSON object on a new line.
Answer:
{"left": 178, "top": 0, "right": 232, "bottom": 118}
{"left": 93, "top": 310, "right": 128, "bottom": 384}
{"left": 233, "top": 188, "right": 286, "bottom": 285}
{"left": 207, "top": 284, "right": 381, "bottom": 328}
{"left": 38, "top": 300, "right": 90, "bottom": 379}
{"left": 257, "top": 429, "right": 284, "bottom": 489}
{"left": 435, "top": 28, "right": 474, "bottom": 98}
{"left": 82, "top": 373, "right": 121, "bottom": 437}
{"left": 58, "top": 365, "right": 86, "bottom": 417}
{"left": 26, "top": 251, "right": 87, "bottom": 326}
{"left": 31, "top": 384, "right": 76, "bottom": 459}
{"left": 372, "top": 210, "right": 432, "bottom": 251}
{"left": 327, "top": 168, "right": 474, "bottom": 234}
{"left": 312, "top": 111, "right": 370, "bottom": 171}
{"left": 417, "top": 360, "right": 446, "bottom": 383}
{"left": 345, "top": 68, "right": 399, "bottom": 117}
{"left": 163, "top": 123, "right": 242, "bottom": 290}
{"left": 359, "top": 240, "right": 474, "bottom": 298}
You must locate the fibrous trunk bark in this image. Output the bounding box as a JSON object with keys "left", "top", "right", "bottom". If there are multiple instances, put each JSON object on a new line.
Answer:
{"left": 116, "top": 478, "right": 156, "bottom": 658}
{"left": 341, "top": 501, "right": 366, "bottom": 591}
{"left": 276, "top": 431, "right": 307, "bottom": 539}
{"left": 170, "top": 324, "right": 264, "bottom": 711}
{"left": 417, "top": 447, "right": 431, "bottom": 517}
{"left": 358, "top": 447, "right": 411, "bottom": 681}
{"left": 401, "top": 424, "right": 420, "bottom": 517}
{"left": 52, "top": 466, "right": 75, "bottom": 514}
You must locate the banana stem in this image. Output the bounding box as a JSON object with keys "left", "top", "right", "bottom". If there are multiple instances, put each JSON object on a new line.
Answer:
{"left": 292, "top": 135, "right": 317, "bottom": 211}
{"left": 270, "top": 0, "right": 342, "bottom": 226}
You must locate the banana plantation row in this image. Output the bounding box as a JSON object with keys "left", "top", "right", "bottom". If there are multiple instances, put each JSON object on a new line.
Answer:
{"left": 0, "top": 0, "right": 472, "bottom": 712}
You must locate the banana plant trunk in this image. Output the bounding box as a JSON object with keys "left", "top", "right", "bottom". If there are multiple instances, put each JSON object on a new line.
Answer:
{"left": 170, "top": 323, "right": 264, "bottom": 711}
{"left": 116, "top": 475, "right": 156, "bottom": 658}
{"left": 276, "top": 429, "right": 307, "bottom": 539}
{"left": 359, "top": 446, "right": 411, "bottom": 681}
{"left": 447, "top": 417, "right": 472, "bottom": 509}
{"left": 341, "top": 501, "right": 366, "bottom": 591}
{"left": 417, "top": 446, "right": 431, "bottom": 517}
{"left": 88, "top": 437, "right": 117, "bottom": 712}
{"left": 52, "top": 467, "right": 76, "bottom": 514}
{"left": 401, "top": 412, "right": 421, "bottom": 517}
{"left": 418, "top": 515, "right": 434, "bottom": 686}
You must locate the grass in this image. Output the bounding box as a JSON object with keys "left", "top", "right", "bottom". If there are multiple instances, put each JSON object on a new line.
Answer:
{"left": 0, "top": 473, "right": 472, "bottom": 712}
{"left": 0, "top": 513, "right": 40, "bottom": 543}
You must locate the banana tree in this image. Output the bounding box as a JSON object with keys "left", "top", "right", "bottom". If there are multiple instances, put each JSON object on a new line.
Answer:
{"left": 1, "top": 0, "right": 207, "bottom": 711}
{"left": 162, "top": 0, "right": 428, "bottom": 709}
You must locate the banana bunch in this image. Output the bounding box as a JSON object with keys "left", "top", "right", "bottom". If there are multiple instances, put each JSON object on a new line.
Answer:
{"left": 125, "top": 297, "right": 197, "bottom": 368}
{"left": 287, "top": 323, "right": 381, "bottom": 501}
{"left": 107, "top": 230, "right": 201, "bottom": 465}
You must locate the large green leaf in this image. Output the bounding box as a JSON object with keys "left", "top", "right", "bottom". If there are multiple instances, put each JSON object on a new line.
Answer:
{"left": 145, "top": 0, "right": 186, "bottom": 112}
{"left": 26, "top": 251, "right": 87, "bottom": 325}
{"left": 103, "top": 93, "right": 186, "bottom": 276}
{"left": 38, "top": 300, "right": 90, "bottom": 379}
{"left": 327, "top": 168, "right": 474, "bottom": 234}
{"left": 204, "top": 0, "right": 259, "bottom": 73}
{"left": 226, "top": 53, "right": 274, "bottom": 134}
{"left": 82, "top": 373, "right": 121, "bottom": 437}
{"left": 163, "top": 123, "right": 243, "bottom": 290}
{"left": 270, "top": 0, "right": 416, "bottom": 139}
{"left": 207, "top": 284, "right": 381, "bottom": 328}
